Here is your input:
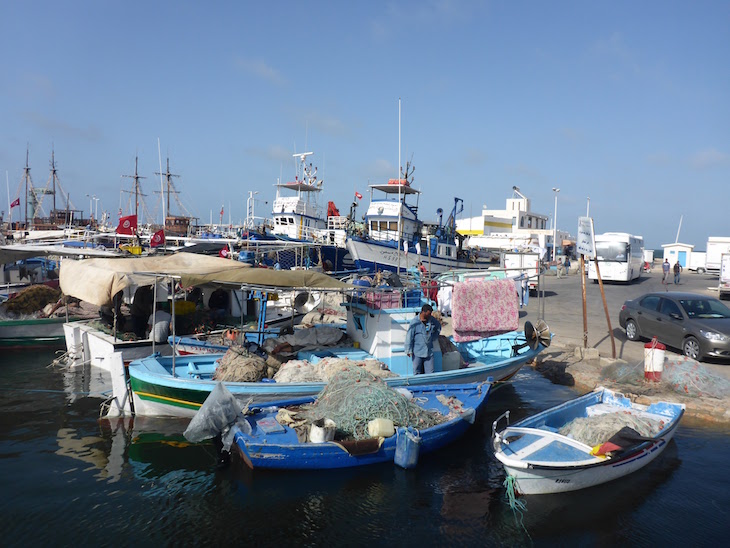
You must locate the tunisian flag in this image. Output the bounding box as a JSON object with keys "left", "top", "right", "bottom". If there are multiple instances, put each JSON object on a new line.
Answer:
{"left": 354, "top": 191, "right": 362, "bottom": 200}
{"left": 10, "top": 197, "right": 20, "bottom": 208}
{"left": 116, "top": 214, "right": 137, "bottom": 235}
{"left": 150, "top": 229, "right": 165, "bottom": 247}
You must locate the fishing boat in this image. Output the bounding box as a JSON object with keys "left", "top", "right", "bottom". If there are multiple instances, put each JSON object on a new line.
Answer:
{"left": 182, "top": 371, "right": 492, "bottom": 470}
{"left": 345, "top": 165, "right": 496, "bottom": 274}
{"left": 230, "top": 381, "right": 492, "bottom": 470}
{"left": 58, "top": 252, "right": 345, "bottom": 369}
{"left": 264, "top": 151, "right": 352, "bottom": 272}
{"left": 0, "top": 315, "right": 83, "bottom": 349}
{"left": 117, "top": 316, "right": 546, "bottom": 417}
{"left": 491, "top": 387, "right": 685, "bottom": 495}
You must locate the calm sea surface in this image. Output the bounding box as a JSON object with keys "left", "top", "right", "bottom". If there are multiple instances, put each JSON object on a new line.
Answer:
{"left": 1, "top": 348, "right": 728, "bottom": 547}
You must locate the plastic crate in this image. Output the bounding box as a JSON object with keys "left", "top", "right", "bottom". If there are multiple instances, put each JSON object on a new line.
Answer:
{"left": 405, "top": 289, "right": 421, "bottom": 308}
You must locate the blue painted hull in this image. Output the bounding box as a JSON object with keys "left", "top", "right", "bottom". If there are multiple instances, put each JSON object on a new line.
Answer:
{"left": 127, "top": 333, "right": 543, "bottom": 416}
{"left": 233, "top": 382, "right": 491, "bottom": 469}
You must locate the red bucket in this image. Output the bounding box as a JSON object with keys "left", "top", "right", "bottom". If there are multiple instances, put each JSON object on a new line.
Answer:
{"left": 644, "top": 338, "right": 666, "bottom": 381}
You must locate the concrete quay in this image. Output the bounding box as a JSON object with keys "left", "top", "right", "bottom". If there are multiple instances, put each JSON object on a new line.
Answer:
{"left": 439, "top": 267, "right": 730, "bottom": 423}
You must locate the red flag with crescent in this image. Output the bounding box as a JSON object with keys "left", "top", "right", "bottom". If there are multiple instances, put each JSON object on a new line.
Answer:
{"left": 355, "top": 191, "right": 362, "bottom": 200}
{"left": 10, "top": 197, "right": 20, "bottom": 208}
{"left": 150, "top": 229, "right": 165, "bottom": 247}
{"left": 116, "top": 214, "right": 137, "bottom": 235}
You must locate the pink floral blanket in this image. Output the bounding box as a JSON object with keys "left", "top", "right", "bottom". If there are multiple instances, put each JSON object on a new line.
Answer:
{"left": 451, "top": 279, "right": 519, "bottom": 342}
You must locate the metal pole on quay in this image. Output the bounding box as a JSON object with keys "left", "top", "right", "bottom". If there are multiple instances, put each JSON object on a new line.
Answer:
{"left": 552, "top": 187, "right": 560, "bottom": 261}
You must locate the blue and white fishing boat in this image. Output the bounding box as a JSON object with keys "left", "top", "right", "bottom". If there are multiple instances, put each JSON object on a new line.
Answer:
{"left": 261, "top": 151, "right": 352, "bottom": 272}
{"left": 121, "top": 315, "right": 545, "bottom": 417}
{"left": 345, "top": 165, "right": 496, "bottom": 274}
{"left": 492, "top": 387, "right": 685, "bottom": 495}
{"left": 229, "top": 381, "right": 492, "bottom": 470}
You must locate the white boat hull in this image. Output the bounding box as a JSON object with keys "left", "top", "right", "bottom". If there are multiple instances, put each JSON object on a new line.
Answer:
{"left": 346, "top": 237, "right": 493, "bottom": 273}
{"left": 501, "top": 433, "right": 676, "bottom": 495}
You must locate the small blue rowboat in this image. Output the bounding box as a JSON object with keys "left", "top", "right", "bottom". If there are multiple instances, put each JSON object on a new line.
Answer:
{"left": 230, "top": 381, "right": 492, "bottom": 470}
{"left": 492, "top": 387, "right": 685, "bottom": 495}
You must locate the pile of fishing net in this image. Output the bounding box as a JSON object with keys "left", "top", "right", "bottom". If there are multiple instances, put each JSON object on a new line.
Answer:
{"left": 599, "top": 355, "right": 730, "bottom": 400}
{"left": 0, "top": 285, "right": 60, "bottom": 316}
{"left": 294, "top": 363, "right": 446, "bottom": 440}
{"left": 273, "top": 357, "right": 398, "bottom": 383}
{"left": 213, "top": 346, "right": 276, "bottom": 382}
{"left": 261, "top": 326, "right": 348, "bottom": 357}
{"left": 559, "top": 411, "right": 665, "bottom": 447}
{"left": 660, "top": 355, "right": 730, "bottom": 399}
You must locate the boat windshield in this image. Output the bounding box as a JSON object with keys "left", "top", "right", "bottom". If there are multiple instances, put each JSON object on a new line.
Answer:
{"left": 595, "top": 242, "right": 629, "bottom": 262}
{"left": 679, "top": 298, "right": 730, "bottom": 319}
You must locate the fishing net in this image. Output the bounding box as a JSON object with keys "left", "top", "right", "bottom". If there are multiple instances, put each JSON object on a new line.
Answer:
{"left": 272, "top": 357, "right": 398, "bottom": 383}
{"left": 213, "top": 346, "right": 272, "bottom": 382}
{"left": 295, "top": 363, "right": 447, "bottom": 440}
{"left": 661, "top": 356, "right": 730, "bottom": 399}
{"left": 559, "top": 412, "right": 665, "bottom": 447}
{"left": 0, "top": 285, "right": 60, "bottom": 315}
{"left": 599, "top": 355, "right": 730, "bottom": 400}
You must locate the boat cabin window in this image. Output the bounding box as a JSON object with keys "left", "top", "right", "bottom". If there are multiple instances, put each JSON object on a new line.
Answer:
{"left": 371, "top": 221, "right": 378, "bottom": 232}
{"left": 389, "top": 221, "right": 398, "bottom": 230}
{"left": 379, "top": 221, "right": 388, "bottom": 231}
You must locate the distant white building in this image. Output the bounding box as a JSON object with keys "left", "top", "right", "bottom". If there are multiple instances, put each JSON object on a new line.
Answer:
{"left": 662, "top": 242, "right": 707, "bottom": 272}
{"left": 456, "top": 187, "right": 568, "bottom": 257}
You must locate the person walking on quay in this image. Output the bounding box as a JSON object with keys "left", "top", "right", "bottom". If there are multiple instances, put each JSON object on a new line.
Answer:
{"left": 556, "top": 259, "right": 564, "bottom": 278}
{"left": 662, "top": 259, "right": 671, "bottom": 284}
{"left": 674, "top": 261, "right": 683, "bottom": 284}
{"left": 405, "top": 304, "right": 441, "bottom": 375}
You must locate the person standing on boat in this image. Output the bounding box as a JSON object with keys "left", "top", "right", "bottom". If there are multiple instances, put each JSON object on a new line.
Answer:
{"left": 405, "top": 304, "right": 441, "bottom": 375}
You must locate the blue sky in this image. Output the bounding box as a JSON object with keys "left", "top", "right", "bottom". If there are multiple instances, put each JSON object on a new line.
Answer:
{"left": 1, "top": 1, "right": 728, "bottom": 249}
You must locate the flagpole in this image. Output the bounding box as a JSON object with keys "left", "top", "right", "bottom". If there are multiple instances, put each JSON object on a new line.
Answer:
{"left": 157, "top": 138, "right": 165, "bottom": 228}
{"left": 397, "top": 98, "right": 402, "bottom": 273}
{"left": 6, "top": 171, "right": 10, "bottom": 225}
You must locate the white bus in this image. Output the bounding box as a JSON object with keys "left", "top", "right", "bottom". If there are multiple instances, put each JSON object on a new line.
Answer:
{"left": 588, "top": 232, "right": 644, "bottom": 282}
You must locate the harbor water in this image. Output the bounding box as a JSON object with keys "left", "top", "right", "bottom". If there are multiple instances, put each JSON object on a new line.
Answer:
{"left": 1, "top": 348, "right": 728, "bottom": 546}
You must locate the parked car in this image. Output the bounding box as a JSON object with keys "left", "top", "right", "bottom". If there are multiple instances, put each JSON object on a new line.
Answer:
{"left": 618, "top": 292, "right": 730, "bottom": 360}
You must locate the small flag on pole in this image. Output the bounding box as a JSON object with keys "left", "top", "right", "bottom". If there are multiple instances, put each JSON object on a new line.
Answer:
{"left": 355, "top": 191, "right": 362, "bottom": 200}
{"left": 116, "top": 214, "right": 137, "bottom": 235}
{"left": 150, "top": 229, "right": 165, "bottom": 247}
{"left": 10, "top": 197, "right": 20, "bottom": 208}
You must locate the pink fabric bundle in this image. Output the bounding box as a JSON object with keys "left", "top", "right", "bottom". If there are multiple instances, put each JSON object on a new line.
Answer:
{"left": 451, "top": 279, "right": 519, "bottom": 342}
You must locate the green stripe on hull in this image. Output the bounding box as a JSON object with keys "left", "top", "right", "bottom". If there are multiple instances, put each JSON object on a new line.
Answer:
{"left": 0, "top": 335, "right": 66, "bottom": 348}
{"left": 130, "top": 377, "right": 209, "bottom": 411}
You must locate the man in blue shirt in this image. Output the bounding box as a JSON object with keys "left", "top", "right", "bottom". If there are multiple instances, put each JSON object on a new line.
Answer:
{"left": 405, "top": 304, "right": 441, "bottom": 375}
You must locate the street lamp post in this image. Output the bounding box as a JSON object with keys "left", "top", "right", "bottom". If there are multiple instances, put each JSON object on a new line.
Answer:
{"left": 93, "top": 196, "right": 99, "bottom": 221}
{"left": 86, "top": 194, "right": 92, "bottom": 222}
{"left": 552, "top": 187, "right": 560, "bottom": 261}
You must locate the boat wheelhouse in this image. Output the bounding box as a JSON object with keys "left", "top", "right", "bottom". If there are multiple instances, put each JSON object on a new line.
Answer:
{"left": 271, "top": 152, "right": 327, "bottom": 241}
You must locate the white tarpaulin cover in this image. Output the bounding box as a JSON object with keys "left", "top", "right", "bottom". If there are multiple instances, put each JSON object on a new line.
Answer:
{"left": 60, "top": 252, "right": 352, "bottom": 306}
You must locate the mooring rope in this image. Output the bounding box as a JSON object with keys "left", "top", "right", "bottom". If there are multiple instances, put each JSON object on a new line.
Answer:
{"left": 504, "top": 475, "right": 530, "bottom": 538}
